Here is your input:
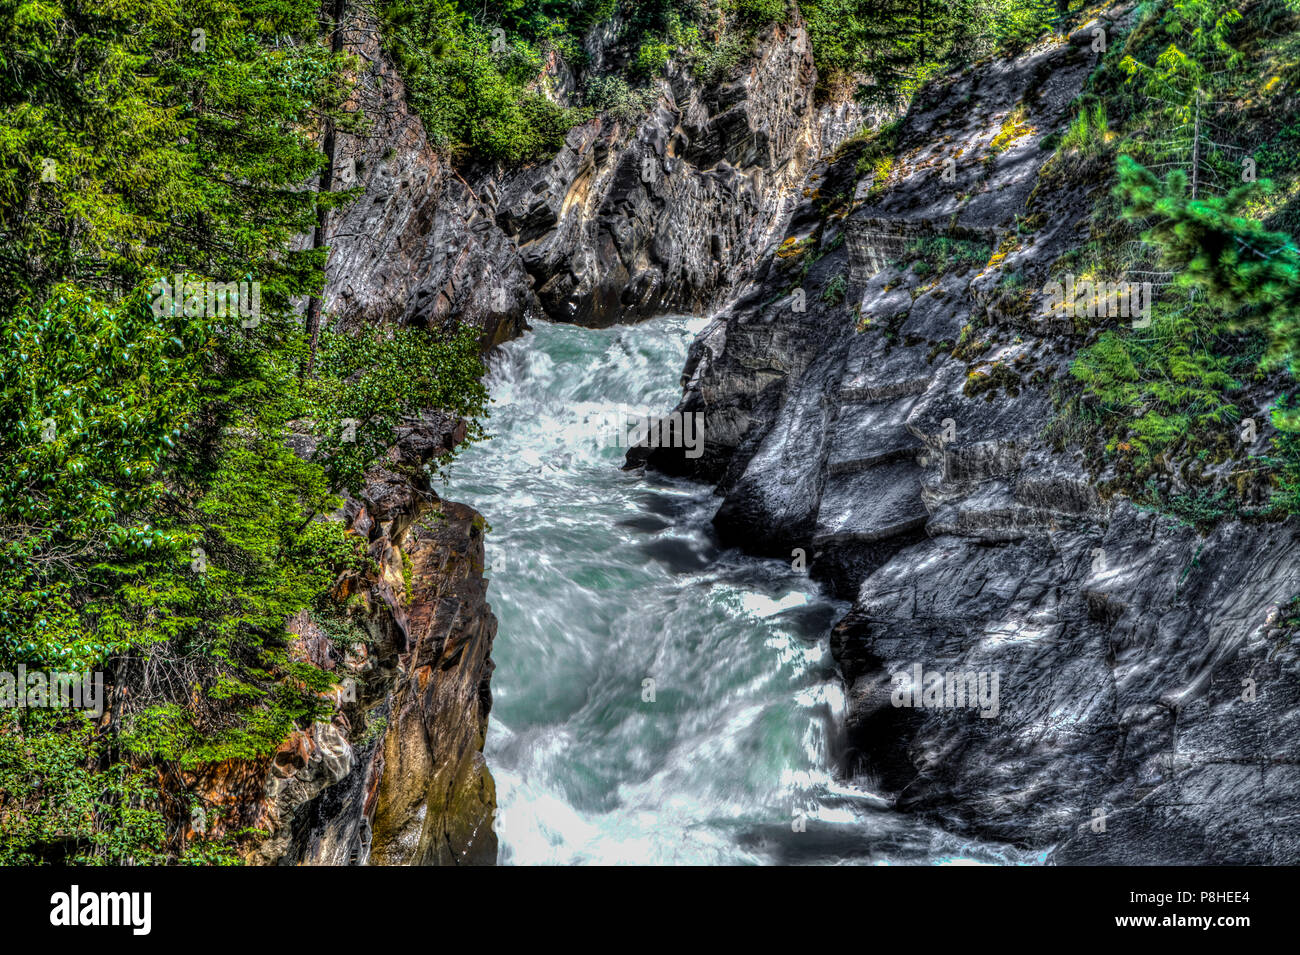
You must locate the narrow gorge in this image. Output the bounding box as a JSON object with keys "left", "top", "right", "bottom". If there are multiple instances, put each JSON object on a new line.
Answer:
{"left": 264, "top": 3, "right": 1299, "bottom": 865}
{"left": 4, "top": 0, "right": 1297, "bottom": 872}
{"left": 254, "top": 6, "right": 886, "bottom": 865}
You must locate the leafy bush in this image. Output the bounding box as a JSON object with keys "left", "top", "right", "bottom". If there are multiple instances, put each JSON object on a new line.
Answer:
{"left": 383, "top": 2, "right": 586, "bottom": 164}
{"left": 634, "top": 39, "right": 673, "bottom": 76}
{"left": 898, "top": 235, "right": 993, "bottom": 274}
{"left": 1050, "top": 0, "right": 1300, "bottom": 519}
{"left": 852, "top": 119, "right": 902, "bottom": 194}
{"left": 583, "top": 75, "right": 660, "bottom": 123}
{"left": 1069, "top": 303, "right": 1241, "bottom": 466}
{"left": 0, "top": 711, "right": 169, "bottom": 865}
{"left": 310, "top": 326, "right": 489, "bottom": 494}
{"left": 1115, "top": 156, "right": 1300, "bottom": 375}
{"left": 822, "top": 273, "right": 847, "bottom": 304}
{"left": 981, "top": 0, "right": 1061, "bottom": 55}
{"left": 736, "top": 0, "right": 789, "bottom": 22}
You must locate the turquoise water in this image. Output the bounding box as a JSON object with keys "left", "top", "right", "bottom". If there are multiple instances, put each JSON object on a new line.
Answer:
{"left": 443, "top": 315, "right": 1035, "bottom": 865}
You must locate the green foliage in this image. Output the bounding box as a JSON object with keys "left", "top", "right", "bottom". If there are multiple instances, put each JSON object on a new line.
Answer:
{"left": 991, "top": 103, "right": 1034, "bottom": 153}
{"left": 804, "top": 0, "right": 976, "bottom": 105}
{"left": 1115, "top": 156, "right": 1300, "bottom": 375}
{"left": 1119, "top": 0, "right": 1242, "bottom": 134}
{"left": 633, "top": 39, "right": 672, "bottom": 76}
{"left": 981, "top": 0, "right": 1062, "bottom": 54}
{"left": 377, "top": 0, "right": 1082, "bottom": 158}
{"left": 0, "top": 0, "right": 351, "bottom": 306}
{"left": 822, "top": 273, "right": 847, "bottom": 304}
{"left": 1267, "top": 393, "right": 1300, "bottom": 512}
{"left": 803, "top": 0, "right": 1077, "bottom": 105}
{"left": 694, "top": 40, "right": 748, "bottom": 83}
{"left": 898, "top": 235, "right": 993, "bottom": 274}
{"left": 851, "top": 119, "right": 902, "bottom": 196}
{"left": 382, "top": 1, "right": 586, "bottom": 164}
{"left": 1053, "top": 0, "right": 1300, "bottom": 519}
{"left": 0, "top": 710, "right": 171, "bottom": 865}
{"left": 1281, "top": 592, "right": 1300, "bottom": 639}
{"left": 583, "top": 74, "right": 659, "bottom": 123}
{"left": 1069, "top": 302, "right": 1241, "bottom": 465}
{"left": 1156, "top": 487, "right": 1239, "bottom": 527}
{"left": 965, "top": 361, "right": 1022, "bottom": 399}
{"left": 0, "top": 707, "right": 254, "bottom": 864}
{"left": 0, "top": 0, "right": 492, "bottom": 863}
{"left": 376, "top": 0, "right": 1090, "bottom": 162}
{"left": 310, "top": 326, "right": 489, "bottom": 493}
{"left": 1059, "top": 102, "right": 1113, "bottom": 156}
{"left": 736, "top": 0, "right": 789, "bottom": 21}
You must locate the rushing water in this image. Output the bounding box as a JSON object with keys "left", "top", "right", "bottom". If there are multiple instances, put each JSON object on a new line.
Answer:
{"left": 443, "top": 315, "right": 1037, "bottom": 865}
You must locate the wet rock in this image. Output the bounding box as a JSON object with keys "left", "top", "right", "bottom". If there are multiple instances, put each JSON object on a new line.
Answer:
{"left": 495, "top": 20, "right": 860, "bottom": 326}
{"left": 643, "top": 18, "right": 1300, "bottom": 864}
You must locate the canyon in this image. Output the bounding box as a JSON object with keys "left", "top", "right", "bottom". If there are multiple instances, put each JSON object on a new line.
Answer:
{"left": 227, "top": 6, "right": 1297, "bottom": 865}
{"left": 218, "top": 6, "right": 868, "bottom": 865}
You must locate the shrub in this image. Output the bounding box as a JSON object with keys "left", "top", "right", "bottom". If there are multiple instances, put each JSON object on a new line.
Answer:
{"left": 633, "top": 39, "right": 672, "bottom": 77}
{"left": 383, "top": 3, "right": 585, "bottom": 164}
{"left": 584, "top": 74, "right": 659, "bottom": 124}
{"left": 1059, "top": 102, "right": 1114, "bottom": 156}
{"left": 822, "top": 274, "right": 848, "bottom": 304}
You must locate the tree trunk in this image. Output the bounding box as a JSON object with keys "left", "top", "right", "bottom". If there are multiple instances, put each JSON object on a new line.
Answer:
{"left": 304, "top": 0, "right": 347, "bottom": 377}
{"left": 919, "top": 0, "right": 926, "bottom": 64}
{"left": 1190, "top": 90, "right": 1201, "bottom": 200}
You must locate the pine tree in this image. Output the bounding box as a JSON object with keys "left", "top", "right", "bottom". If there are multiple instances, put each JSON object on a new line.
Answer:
{"left": 1116, "top": 155, "right": 1300, "bottom": 378}
{"left": 1120, "top": 0, "right": 1244, "bottom": 198}
{"left": 844, "top": 0, "right": 974, "bottom": 108}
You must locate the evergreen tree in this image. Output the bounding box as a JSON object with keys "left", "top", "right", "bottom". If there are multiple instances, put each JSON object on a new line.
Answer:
{"left": 1120, "top": 0, "right": 1244, "bottom": 198}
{"left": 1116, "top": 156, "right": 1300, "bottom": 377}
{"left": 0, "top": 0, "right": 489, "bottom": 862}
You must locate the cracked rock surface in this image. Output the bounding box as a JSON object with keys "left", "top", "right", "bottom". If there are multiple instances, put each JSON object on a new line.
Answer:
{"left": 638, "top": 21, "right": 1300, "bottom": 864}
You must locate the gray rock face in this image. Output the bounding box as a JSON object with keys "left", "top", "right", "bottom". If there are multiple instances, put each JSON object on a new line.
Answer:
{"left": 493, "top": 20, "right": 852, "bottom": 326}
{"left": 639, "top": 20, "right": 1300, "bottom": 864}
{"left": 322, "top": 13, "right": 860, "bottom": 336}
{"left": 311, "top": 8, "right": 541, "bottom": 347}
{"left": 275, "top": 10, "right": 863, "bottom": 865}
{"left": 833, "top": 506, "right": 1300, "bottom": 864}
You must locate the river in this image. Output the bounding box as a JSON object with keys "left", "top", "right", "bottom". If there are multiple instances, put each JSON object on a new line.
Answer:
{"left": 443, "top": 315, "right": 1037, "bottom": 865}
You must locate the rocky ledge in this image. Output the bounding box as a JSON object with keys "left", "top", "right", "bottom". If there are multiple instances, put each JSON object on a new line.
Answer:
{"left": 638, "top": 16, "right": 1300, "bottom": 864}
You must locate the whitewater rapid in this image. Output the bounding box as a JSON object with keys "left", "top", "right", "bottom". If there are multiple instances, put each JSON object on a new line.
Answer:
{"left": 442, "top": 315, "right": 1037, "bottom": 865}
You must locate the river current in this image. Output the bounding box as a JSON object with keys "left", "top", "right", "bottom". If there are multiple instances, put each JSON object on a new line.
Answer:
{"left": 443, "top": 315, "right": 1037, "bottom": 865}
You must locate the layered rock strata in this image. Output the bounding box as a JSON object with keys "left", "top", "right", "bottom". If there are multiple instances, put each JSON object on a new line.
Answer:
{"left": 637, "top": 16, "right": 1300, "bottom": 864}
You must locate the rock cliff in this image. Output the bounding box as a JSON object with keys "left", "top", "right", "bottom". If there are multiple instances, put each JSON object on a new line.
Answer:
{"left": 637, "top": 15, "right": 1300, "bottom": 864}
{"left": 320, "top": 11, "right": 861, "bottom": 336}
{"left": 183, "top": 415, "right": 497, "bottom": 866}
{"left": 235, "top": 8, "right": 861, "bottom": 864}
{"left": 493, "top": 20, "right": 836, "bottom": 326}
